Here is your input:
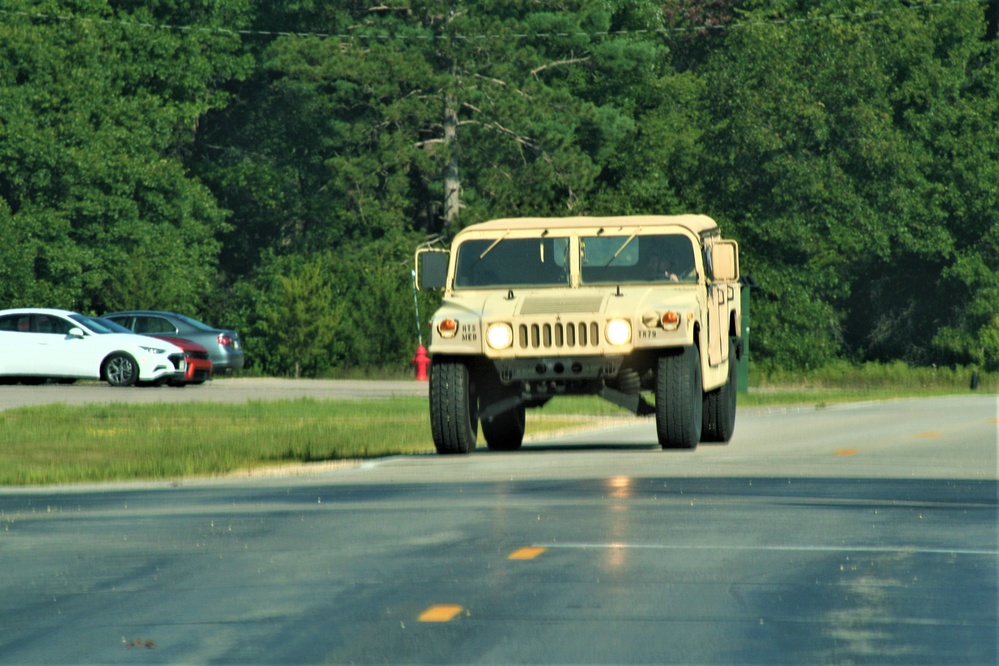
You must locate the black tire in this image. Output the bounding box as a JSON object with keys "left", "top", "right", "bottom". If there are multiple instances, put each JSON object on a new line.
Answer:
{"left": 482, "top": 404, "right": 525, "bottom": 451}
{"left": 702, "top": 338, "right": 738, "bottom": 443}
{"left": 429, "top": 359, "right": 478, "bottom": 454}
{"left": 655, "top": 346, "right": 703, "bottom": 450}
{"left": 103, "top": 353, "right": 139, "bottom": 387}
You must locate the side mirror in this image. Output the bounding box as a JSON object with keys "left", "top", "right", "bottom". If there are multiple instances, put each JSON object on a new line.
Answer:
{"left": 416, "top": 249, "right": 449, "bottom": 290}
{"left": 68, "top": 327, "right": 86, "bottom": 338}
{"left": 711, "top": 241, "right": 739, "bottom": 281}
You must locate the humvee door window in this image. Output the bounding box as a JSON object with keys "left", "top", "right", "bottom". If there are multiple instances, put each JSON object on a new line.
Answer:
{"left": 581, "top": 234, "right": 697, "bottom": 284}
{"left": 454, "top": 237, "right": 570, "bottom": 288}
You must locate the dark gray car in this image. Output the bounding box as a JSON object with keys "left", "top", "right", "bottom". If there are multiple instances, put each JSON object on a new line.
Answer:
{"left": 103, "top": 310, "right": 245, "bottom": 372}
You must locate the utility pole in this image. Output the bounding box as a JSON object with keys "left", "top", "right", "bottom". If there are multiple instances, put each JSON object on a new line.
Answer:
{"left": 443, "top": 76, "right": 460, "bottom": 231}
{"left": 441, "top": 2, "right": 461, "bottom": 233}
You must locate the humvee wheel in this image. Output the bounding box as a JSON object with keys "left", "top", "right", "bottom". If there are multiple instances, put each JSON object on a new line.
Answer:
{"left": 655, "top": 346, "right": 703, "bottom": 450}
{"left": 429, "top": 359, "right": 478, "bottom": 454}
{"left": 482, "top": 404, "right": 525, "bottom": 451}
{"left": 702, "top": 338, "right": 738, "bottom": 443}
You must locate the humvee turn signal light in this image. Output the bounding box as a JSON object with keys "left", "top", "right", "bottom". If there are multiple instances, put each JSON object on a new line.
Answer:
{"left": 437, "top": 318, "right": 458, "bottom": 338}
{"left": 661, "top": 311, "right": 681, "bottom": 331}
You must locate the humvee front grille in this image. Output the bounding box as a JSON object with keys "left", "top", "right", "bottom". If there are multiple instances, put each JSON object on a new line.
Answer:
{"left": 520, "top": 295, "right": 605, "bottom": 315}
{"left": 517, "top": 321, "right": 601, "bottom": 350}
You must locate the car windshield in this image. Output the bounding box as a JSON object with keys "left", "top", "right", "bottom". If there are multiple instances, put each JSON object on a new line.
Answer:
{"left": 173, "top": 313, "right": 217, "bottom": 332}
{"left": 69, "top": 313, "right": 116, "bottom": 334}
{"left": 453, "top": 236, "right": 570, "bottom": 288}
{"left": 580, "top": 233, "right": 697, "bottom": 285}
{"left": 89, "top": 317, "right": 135, "bottom": 334}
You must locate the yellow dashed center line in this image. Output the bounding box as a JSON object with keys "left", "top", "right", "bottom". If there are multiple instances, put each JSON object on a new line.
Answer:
{"left": 418, "top": 605, "right": 464, "bottom": 622}
{"left": 508, "top": 546, "right": 547, "bottom": 560}
{"left": 915, "top": 431, "right": 941, "bottom": 438}
{"left": 833, "top": 448, "right": 858, "bottom": 456}
{"left": 417, "top": 547, "right": 547, "bottom": 623}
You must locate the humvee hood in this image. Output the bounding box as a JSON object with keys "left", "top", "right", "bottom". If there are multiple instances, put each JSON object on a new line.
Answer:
{"left": 465, "top": 287, "right": 699, "bottom": 320}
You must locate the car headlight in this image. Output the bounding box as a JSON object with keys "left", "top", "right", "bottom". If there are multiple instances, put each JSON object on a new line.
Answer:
{"left": 486, "top": 323, "right": 514, "bottom": 350}
{"left": 139, "top": 346, "right": 167, "bottom": 355}
{"left": 605, "top": 319, "right": 631, "bottom": 346}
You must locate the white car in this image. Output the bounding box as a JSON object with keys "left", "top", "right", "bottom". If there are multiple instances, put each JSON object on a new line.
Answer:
{"left": 0, "top": 308, "right": 187, "bottom": 387}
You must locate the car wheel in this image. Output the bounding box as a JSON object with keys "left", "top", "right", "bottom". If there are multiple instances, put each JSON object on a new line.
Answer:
{"left": 429, "top": 358, "right": 478, "bottom": 454}
{"left": 701, "top": 338, "right": 738, "bottom": 443}
{"left": 655, "top": 345, "right": 703, "bottom": 450}
{"left": 104, "top": 353, "right": 139, "bottom": 387}
{"left": 482, "top": 404, "right": 525, "bottom": 451}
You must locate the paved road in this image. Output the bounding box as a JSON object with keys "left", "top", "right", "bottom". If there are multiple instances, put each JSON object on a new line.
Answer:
{"left": 1, "top": 393, "right": 996, "bottom": 664}
{"left": 0, "top": 378, "right": 428, "bottom": 412}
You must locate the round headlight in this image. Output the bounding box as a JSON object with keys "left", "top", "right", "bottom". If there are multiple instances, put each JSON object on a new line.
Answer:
{"left": 486, "top": 323, "right": 514, "bottom": 350}
{"left": 605, "top": 319, "right": 632, "bottom": 346}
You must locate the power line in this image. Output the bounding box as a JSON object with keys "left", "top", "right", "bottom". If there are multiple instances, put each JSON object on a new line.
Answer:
{"left": 0, "top": 1, "right": 990, "bottom": 42}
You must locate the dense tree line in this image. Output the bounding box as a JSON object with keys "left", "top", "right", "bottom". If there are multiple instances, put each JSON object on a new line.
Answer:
{"left": 1, "top": 0, "right": 996, "bottom": 375}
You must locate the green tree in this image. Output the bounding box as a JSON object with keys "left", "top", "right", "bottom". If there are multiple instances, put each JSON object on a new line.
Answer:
{"left": 196, "top": 1, "right": 668, "bottom": 371}
{"left": 0, "top": 1, "right": 249, "bottom": 314}
{"left": 258, "top": 257, "right": 342, "bottom": 378}
{"left": 691, "top": 0, "right": 999, "bottom": 370}
{"left": 8, "top": 0, "right": 995, "bottom": 374}
{"left": 196, "top": 1, "right": 668, "bottom": 256}
{"left": 244, "top": 232, "right": 425, "bottom": 376}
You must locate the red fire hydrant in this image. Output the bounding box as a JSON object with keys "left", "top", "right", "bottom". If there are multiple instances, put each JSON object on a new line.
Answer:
{"left": 411, "top": 344, "right": 430, "bottom": 381}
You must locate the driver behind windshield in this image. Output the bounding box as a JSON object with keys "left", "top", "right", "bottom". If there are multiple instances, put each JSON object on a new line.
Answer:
{"left": 642, "top": 236, "right": 696, "bottom": 283}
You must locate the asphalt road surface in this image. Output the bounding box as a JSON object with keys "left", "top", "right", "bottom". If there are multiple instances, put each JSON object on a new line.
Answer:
{"left": 1, "top": 386, "right": 996, "bottom": 665}
{"left": 0, "top": 378, "right": 429, "bottom": 411}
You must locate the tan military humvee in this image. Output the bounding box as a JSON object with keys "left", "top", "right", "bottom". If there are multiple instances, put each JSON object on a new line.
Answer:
{"left": 416, "top": 214, "right": 742, "bottom": 453}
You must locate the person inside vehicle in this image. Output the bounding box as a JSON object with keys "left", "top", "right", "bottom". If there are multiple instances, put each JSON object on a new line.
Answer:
{"left": 643, "top": 239, "right": 696, "bottom": 283}
{"left": 645, "top": 253, "right": 680, "bottom": 282}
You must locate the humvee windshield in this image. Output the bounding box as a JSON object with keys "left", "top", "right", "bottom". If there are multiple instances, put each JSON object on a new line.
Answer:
{"left": 581, "top": 234, "right": 697, "bottom": 284}
{"left": 454, "top": 237, "right": 570, "bottom": 288}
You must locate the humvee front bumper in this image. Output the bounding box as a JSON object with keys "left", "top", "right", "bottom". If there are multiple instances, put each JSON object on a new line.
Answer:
{"left": 492, "top": 355, "right": 625, "bottom": 383}
{"left": 479, "top": 354, "right": 656, "bottom": 418}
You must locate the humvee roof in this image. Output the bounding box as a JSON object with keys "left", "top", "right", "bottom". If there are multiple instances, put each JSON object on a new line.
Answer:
{"left": 460, "top": 214, "right": 719, "bottom": 235}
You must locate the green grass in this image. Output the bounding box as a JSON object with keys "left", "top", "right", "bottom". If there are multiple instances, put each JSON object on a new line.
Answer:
{"left": 0, "top": 398, "right": 595, "bottom": 486}
{"left": 753, "top": 359, "right": 992, "bottom": 391}
{"left": 0, "top": 362, "right": 993, "bottom": 486}
{"left": 743, "top": 360, "right": 995, "bottom": 408}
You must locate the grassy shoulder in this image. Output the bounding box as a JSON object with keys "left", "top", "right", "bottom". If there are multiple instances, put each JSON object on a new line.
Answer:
{"left": 0, "top": 398, "right": 614, "bottom": 486}
{"left": 0, "top": 363, "right": 992, "bottom": 486}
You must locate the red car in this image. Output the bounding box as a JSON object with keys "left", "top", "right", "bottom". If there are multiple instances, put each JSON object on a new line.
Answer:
{"left": 90, "top": 316, "right": 212, "bottom": 387}
{"left": 156, "top": 336, "right": 213, "bottom": 386}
